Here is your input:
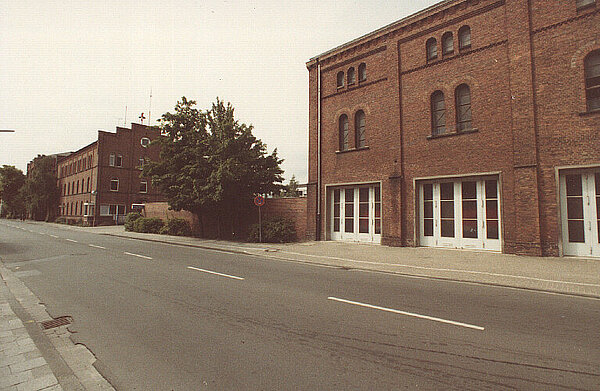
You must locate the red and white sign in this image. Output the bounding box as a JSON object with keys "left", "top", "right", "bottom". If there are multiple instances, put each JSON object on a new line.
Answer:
{"left": 254, "top": 195, "right": 265, "bottom": 207}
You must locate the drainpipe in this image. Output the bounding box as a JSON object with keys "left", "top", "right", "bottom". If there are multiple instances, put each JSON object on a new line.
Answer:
{"left": 316, "top": 59, "right": 322, "bottom": 240}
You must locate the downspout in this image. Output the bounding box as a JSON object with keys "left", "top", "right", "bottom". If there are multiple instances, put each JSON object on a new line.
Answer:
{"left": 316, "top": 59, "right": 322, "bottom": 240}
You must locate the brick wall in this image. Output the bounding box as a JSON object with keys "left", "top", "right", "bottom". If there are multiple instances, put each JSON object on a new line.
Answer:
{"left": 306, "top": 0, "right": 600, "bottom": 256}
{"left": 144, "top": 197, "right": 308, "bottom": 241}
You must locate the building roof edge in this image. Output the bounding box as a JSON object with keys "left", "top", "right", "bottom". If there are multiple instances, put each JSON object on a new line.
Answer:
{"left": 307, "top": 0, "right": 455, "bottom": 64}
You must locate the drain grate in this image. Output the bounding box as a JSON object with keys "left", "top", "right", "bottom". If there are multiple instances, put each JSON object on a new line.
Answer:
{"left": 40, "top": 316, "right": 72, "bottom": 330}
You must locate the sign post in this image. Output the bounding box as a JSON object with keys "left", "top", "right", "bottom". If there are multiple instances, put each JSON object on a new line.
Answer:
{"left": 254, "top": 195, "right": 265, "bottom": 243}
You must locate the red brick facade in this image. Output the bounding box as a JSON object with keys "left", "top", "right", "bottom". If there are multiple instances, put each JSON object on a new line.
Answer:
{"left": 306, "top": 0, "right": 600, "bottom": 256}
{"left": 56, "top": 124, "right": 164, "bottom": 225}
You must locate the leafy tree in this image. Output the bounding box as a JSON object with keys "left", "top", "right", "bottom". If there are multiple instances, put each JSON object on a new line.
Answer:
{"left": 144, "top": 97, "right": 284, "bottom": 238}
{"left": 23, "top": 155, "right": 60, "bottom": 221}
{"left": 0, "top": 165, "right": 26, "bottom": 218}
{"left": 280, "top": 175, "right": 302, "bottom": 197}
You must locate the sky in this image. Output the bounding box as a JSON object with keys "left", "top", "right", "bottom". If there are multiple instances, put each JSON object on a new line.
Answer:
{"left": 1, "top": 0, "right": 439, "bottom": 184}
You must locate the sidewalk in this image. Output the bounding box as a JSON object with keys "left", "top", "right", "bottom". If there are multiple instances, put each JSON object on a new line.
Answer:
{"left": 86, "top": 224, "right": 600, "bottom": 299}
{"left": 0, "top": 262, "right": 114, "bottom": 391}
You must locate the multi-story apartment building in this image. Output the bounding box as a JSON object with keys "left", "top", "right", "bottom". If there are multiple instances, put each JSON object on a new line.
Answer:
{"left": 57, "top": 123, "right": 164, "bottom": 225}
{"left": 306, "top": 0, "right": 600, "bottom": 256}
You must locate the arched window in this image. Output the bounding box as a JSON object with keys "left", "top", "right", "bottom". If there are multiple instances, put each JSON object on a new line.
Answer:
{"left": 337, "top": 71, "right": 345, "bottom": 88}
{"left": 339, "top": 115, "right": 349, "bottom": 151}
{"left": 347, "top": 67, "right": 356, "bottom": 85}
{"left": 426, "top": 38, "right": 438, "bottom": 61}
{"left": 458, "top": 26, "right": 471, "bottom": 50}
{"left": 70, "top": 202, "right": 73, "bottom": 216}
{"left": 358, "top": 63, "right": 366, "bottom": 82}
{"left": 76, "top": 180, "right": 79, "bottom": 194}
{"left": 431, "top": 91, "right": 446, "bottom": 135}
{"left": 442, "top": 32, "right": 454, "bottom": 56}
{"left": 584, "top": 50, "right": 600, "bottom": 112}
{"left": 355, "top": 111, "right": 366, "bottom": 148}
{"left": 87, "top": 177, "right": 90, "bottom": 193}
{"left": 455, "top": 84, "right": 472, "bottom": 131}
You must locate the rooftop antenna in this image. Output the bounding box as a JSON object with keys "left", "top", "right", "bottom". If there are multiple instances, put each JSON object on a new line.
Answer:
{"left": 148, "top": 88, "right": 153, "bottom": 126}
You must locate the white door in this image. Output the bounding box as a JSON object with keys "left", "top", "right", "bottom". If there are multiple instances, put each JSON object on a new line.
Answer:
{"left": 419, "top": 178, "right": 501, "bottom": 251}
{"left": 330, "top": 186, "right": 381, "bottom": 243}
{"left": 560, "top": 172, "right": 600, "bottom": 257}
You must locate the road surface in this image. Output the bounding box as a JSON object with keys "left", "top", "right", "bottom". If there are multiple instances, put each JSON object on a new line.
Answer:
{"left": 1, "top": 220, "right": 599, "bottom": 390}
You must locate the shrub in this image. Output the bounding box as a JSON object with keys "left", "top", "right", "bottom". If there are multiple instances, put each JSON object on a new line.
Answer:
{"left": 159, "top": 218, "right": 192, "bottom": 236}
{"left": 124, "top": 212, "right": 142, "bottom": 231}
{"left": 133, "top": 217, "right": 164, "bottom": 234}
{"left": 247, "top": 216, "right": 296, "bottom": 243}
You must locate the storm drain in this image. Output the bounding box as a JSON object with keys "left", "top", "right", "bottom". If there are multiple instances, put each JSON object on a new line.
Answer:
{"left": 40, "top": 316, "right": 73, "bottom": 330}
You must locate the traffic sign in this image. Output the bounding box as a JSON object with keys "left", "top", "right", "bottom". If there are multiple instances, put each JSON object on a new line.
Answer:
{"left": 254, "top": 195, "right": 265, "bottom": 207}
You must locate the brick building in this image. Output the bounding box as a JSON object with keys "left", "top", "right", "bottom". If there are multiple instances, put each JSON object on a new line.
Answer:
{"left": 306, "top": 0, "right": 600, "bottom": 256}
{"left": 57, "top": 123, "right": 164, "bottom": 225}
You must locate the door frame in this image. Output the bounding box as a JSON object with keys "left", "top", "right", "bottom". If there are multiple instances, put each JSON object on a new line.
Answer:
{"left": 325, "top": 181, "right": 383, "bottom": 243}
{"left": 556, "top": 165, "right": 600, "bottom": 257}
{"left": 414, "top": 171, "right": 503, "bottom": 252}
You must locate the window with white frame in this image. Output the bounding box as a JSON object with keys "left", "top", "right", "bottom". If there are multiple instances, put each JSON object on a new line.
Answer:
{"left": 139, "top": 181, "right": 147, "bottom": 193}
{"left": 110, "top": 178, "right": 119, "bottom": 192}
{"left": 116, "top": 155, "right": 123, "bottom": 167}
{"left": 139, "top": 158, "right": 145, "bottom": 170}
{"left": 585, "top": 50, "right": 600, "bottom": 111}
{"left": 458, "top": 26, "right": 471, "bottom": 51}
{"left": 100, "top": 205, "right": 110, "bottom": 216}
{"left": 109, "top": 153, "right": 115, "bottom": 166}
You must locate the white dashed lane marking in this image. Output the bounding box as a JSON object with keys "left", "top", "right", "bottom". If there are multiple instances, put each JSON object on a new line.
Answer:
{"left": 124, "top": 252, "right": 152, "bottom": 260}
{"left": 327, "top": 297, "right": 485, "bottom": 331}
{"left": 187, "top": 266, "right": 244, "bottom": 281}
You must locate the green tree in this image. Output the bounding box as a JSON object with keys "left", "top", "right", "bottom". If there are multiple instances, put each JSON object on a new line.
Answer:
{"left": 23, "top": 155, "right": 60, "bottom": 221}
{"left": 280, "top": 175, "right": 302, "bottom": 197}
{"left": 0, "top": 165, "right": 26, "bottom": 218}
{"left": 144, "top": 97, "right": 284, "bottom": 238}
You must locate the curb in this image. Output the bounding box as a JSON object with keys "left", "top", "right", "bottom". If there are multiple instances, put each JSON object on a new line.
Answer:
{"left": 0, "top": 261, "right": 115, "bottom": 391}
{"left": 102, "top": 233, "right": 600, "bottom": 300}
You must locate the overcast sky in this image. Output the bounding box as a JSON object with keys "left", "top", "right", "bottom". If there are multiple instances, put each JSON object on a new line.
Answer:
{"left": 1, "top": 0, "right": 438, "bottom": 184}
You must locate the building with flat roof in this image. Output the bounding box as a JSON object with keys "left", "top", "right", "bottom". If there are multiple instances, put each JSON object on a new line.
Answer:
{"left": 56, "top": 123, "right": 164, "bottom": 225}
{"left": 306, "top": 0, "right": 600, "bottom": 256}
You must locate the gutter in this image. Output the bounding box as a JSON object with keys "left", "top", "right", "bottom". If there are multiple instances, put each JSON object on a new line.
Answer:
{"left": 316, "top": 59, "right": 322, "bottom": 240}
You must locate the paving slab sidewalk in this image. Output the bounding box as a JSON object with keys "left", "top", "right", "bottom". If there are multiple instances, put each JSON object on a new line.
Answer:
{"left": 0, "top": 263, "right": 114, "bottom": 391}
{"left": 80, "top": 224, "right": 600, "bottom": 298}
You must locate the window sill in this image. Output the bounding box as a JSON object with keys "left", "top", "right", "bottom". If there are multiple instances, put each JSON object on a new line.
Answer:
{"left": 577, "top": 2, "right": 596, "bottom": 12}
{"left": 427, "top": 128, "right": 478, "bottom": 140}
{"left": 579, "top": 109, "right": 600, "bottom": 117}
{"left": 335, "top": 146, "right": 370, "bottom": 154}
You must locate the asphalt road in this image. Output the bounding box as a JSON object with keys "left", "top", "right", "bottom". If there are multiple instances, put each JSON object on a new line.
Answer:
{"left": 1, "top": 220, "right": 599, "bottom": 390}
